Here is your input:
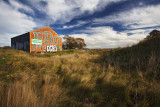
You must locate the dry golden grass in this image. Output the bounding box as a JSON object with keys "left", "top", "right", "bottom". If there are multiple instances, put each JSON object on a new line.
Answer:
{"left": 0, "top": 49, "right": 160, "bottom": 107}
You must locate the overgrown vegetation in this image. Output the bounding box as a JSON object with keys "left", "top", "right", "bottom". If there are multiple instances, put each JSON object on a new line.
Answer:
{"left": 0, "top": 30, "right": 160, "bottom": 107}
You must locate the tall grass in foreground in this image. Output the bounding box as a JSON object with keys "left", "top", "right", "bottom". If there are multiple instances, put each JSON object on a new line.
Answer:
{"left": 0, "top": 49, "right": 160, "bottom": 107}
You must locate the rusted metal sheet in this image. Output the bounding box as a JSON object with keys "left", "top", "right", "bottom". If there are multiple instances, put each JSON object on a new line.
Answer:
{"left": 11, "top": 26, "right": 62, "bottom": 53}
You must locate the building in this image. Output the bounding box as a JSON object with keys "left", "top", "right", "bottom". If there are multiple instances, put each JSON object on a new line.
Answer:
{"left": 11, "top": 26, "right": 62, "bottom": 53}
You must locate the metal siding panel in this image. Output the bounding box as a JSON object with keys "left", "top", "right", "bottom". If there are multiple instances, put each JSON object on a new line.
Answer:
{"left": 11, "top": 32, "right": 30, "bottom": 52}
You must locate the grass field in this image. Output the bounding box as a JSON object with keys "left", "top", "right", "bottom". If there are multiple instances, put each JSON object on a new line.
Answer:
{"left": 0, "top": 31, "right": 160, "bottom": 107}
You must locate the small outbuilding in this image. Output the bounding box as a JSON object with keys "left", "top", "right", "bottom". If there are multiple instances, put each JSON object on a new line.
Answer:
{"left": 11, "top": 26, "right": 62, "bottom": 53}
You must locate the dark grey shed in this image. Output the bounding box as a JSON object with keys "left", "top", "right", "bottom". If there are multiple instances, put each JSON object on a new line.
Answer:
{"left": 11, "top": 32, "right": 30, "bottom": 52}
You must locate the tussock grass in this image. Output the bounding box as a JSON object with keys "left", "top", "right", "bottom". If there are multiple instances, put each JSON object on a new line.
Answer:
{"left": 0, "top": 42, "right": 160, "bottom": 107}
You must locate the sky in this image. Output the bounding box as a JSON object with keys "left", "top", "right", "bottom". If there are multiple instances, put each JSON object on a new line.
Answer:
{"left": 0, "top": 0, "right": 160, "bottom": 48}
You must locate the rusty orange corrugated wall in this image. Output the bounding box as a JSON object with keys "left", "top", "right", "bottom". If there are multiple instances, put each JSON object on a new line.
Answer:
{"left": 29, "top": 26, "right": 62, "bottom": 53}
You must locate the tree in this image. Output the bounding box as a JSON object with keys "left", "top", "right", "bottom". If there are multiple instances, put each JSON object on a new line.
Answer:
{"left": 75, "top": 38, "right": 86, "bottom": 49}
{"left": 63, "top": 35, "right": 86, "bottom": 49}
{"left": 149, "top": 30, "right": 160, "bottom": 36}
{"left": 145, "top": 30, "right": 160, "bottom": 40}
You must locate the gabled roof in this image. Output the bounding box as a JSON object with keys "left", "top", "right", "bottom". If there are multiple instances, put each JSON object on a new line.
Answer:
{"left": 30, "top": 26, "right": 58, "bottom": 35}
{"left": 11, "top": 26, "right": 58, "bottom": 39}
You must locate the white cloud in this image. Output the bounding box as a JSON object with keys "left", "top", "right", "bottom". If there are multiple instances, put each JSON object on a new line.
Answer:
{"left": 27, "top": 0, "right": 47, "bottom": 12}
{"left": 58, "top": 21, "right": 89, "bottom": 29}
{"left": 29, "top": 0, "right": 124, "bottom": 24}
{"left": 9, "top": 0, "right": 34, "bottom": 13}
{"left": 62, "top": 26, "right": 147, "bottom": 49}
{"left": 0, "top": 0, "right": 36, "bottom": 46}
{"left": 93, "top": 4, "right": 160, "bottom": 29}
{"left": 24, "top": 0, "right": 126, "bottom": 26}
{"left": 46, "top": 0, "right": 99, "bottom": 23}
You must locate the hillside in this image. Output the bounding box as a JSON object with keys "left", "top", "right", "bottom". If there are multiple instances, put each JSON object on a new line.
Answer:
{"left": 0, "top": 30, "right": 160, "bottom": 107}
{"left": 101, "top": 30, "right": 160, "bottom": 73}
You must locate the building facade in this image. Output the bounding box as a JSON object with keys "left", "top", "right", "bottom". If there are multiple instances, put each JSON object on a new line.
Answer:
{"left": 11, "top": 26, "right": 62, "bottom": 53}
